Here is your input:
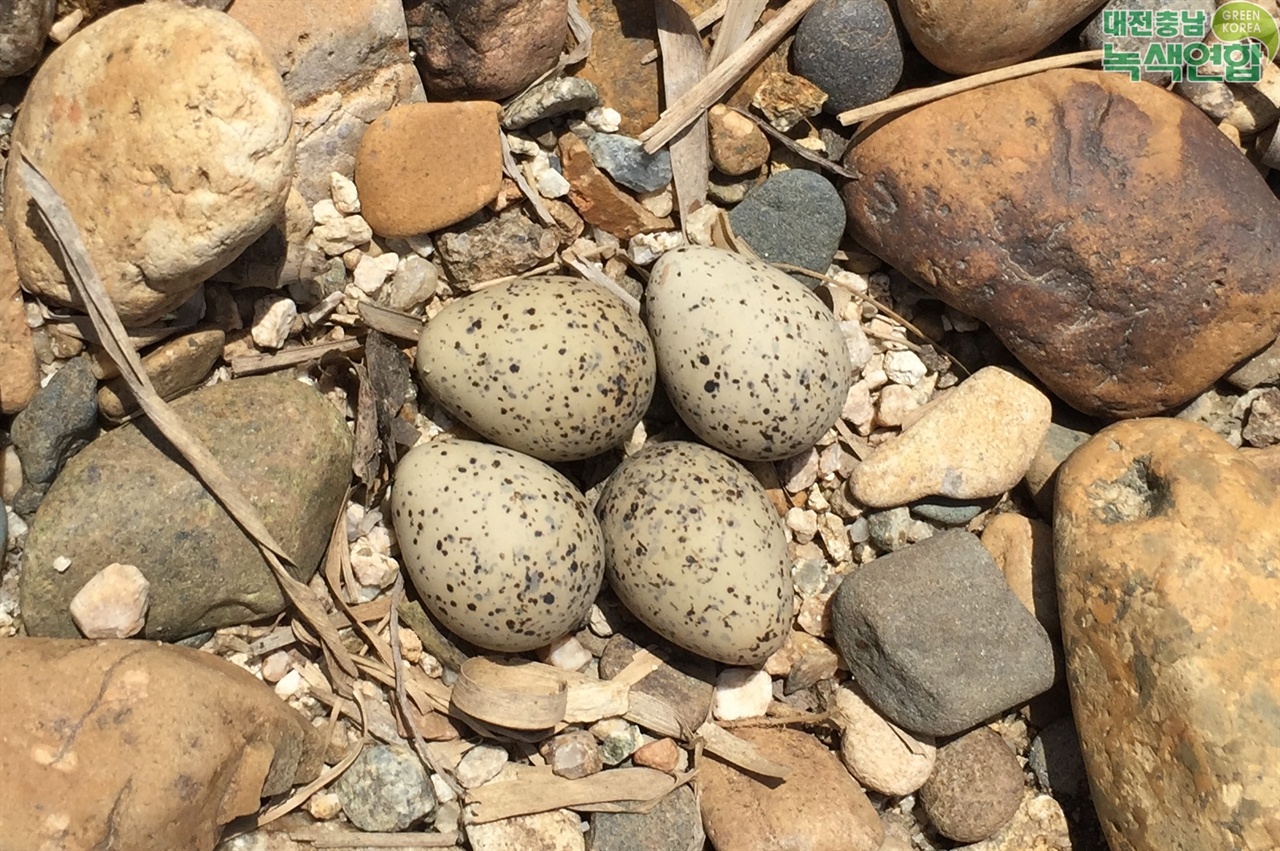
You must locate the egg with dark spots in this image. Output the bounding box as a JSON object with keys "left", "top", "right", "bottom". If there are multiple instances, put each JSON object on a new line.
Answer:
{"left": 646, "top": 246, "right": 854, "bottom": 461}
{"left": 391, "top": 438, "right": 606, "bottom": 653}
{"left": 415, "top": 277, "right": 656, "bottom": 462}
{"left": 595, "top": 441, "right": 792, "bottom": 665}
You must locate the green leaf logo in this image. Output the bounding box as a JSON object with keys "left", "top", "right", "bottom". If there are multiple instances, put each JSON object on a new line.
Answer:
{"left": 1214, "top": 1, "right": 1280, "bottom": 60}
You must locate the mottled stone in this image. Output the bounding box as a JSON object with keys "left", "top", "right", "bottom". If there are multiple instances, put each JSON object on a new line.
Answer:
{"left": 585, "top": 134, "right": 672, "bottom": 194}
{"left": 920, "top": 727, "right": 1024, "bottom": 843}
{"left": 502, "top": 76, "right": 600, "bottom": 131}
{"left": 1226, "top": 335, "right": 1280, "bottom": 390}
{"left": 830, "top": 530, "right": 1056, "bottom": 736}
{"left": 333, "top": 744, "right": 436, "bottom": 832}
{"left": 590, "top": 786, "right": 702, "bottom": 851}
{"left": 1055, "top": 418, "right": 1280, "bottom": 851}
{"left": 409, "top": 0, "right": 567, "bottom": 101}
{"left": 0, "top": 0, "right": 53, "bottom": 76}
{"left": 560, "top": 133, "right": 673, "bottom": 240}
{"left": 700, "top": 727, "right": 885, "bottom": 851}
{"left": 0, "top": 638, "right": 324, "bottom": 851}
{"left": 21, "top": 376, "right": 353, "bottom": 640}
{"left": 435, "top": 208, "right": 559, "bottom": 287}
{"left": 11, "top": 356, "right": 98, "bottom": 517}
{"left": 4, "top": 3, "right": 295, "bottom": 324}
{"left": 355, "top": 102, "right": 503, "bottom": 238}
{"left": 842, "top": 69, "right": 1280, "bottom": 418}
{"left": 707, "top": 104, "right": 771, "bottom": 176}
{"left": 792, "top": 0, "right": 904, "bottom": 114}
{"left": 897, "top": 0, "right": 1104, "bottom": 74}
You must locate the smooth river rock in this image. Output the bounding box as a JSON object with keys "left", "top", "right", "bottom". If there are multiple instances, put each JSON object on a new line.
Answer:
{"left": 842, "top": 69, "right": 1280, "bottom": 418}
{"left": 21, "top": 375, "right": 352, "bottom": 640}
{"left": 3, "top": 3, "right": 294, "bottom": 325}
{"left": 897, "top": 0, "right": 1105, "bottom": 74}
{"left": 1055, "top": 418, "right": 1280, "bottom": 850}
{"left": 0, "top": 638, "right": 324, "bottom": 851}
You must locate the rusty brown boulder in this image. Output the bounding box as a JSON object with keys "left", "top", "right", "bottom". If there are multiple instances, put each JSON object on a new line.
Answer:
{"left": 0, "top": 638, "right": 325, "bottom": 851}
{"left": 1055, "top": 418, "right": 1280, "bottom": 850}
{"left": 842, "top": 69, "right": 1280, "bottom": 418}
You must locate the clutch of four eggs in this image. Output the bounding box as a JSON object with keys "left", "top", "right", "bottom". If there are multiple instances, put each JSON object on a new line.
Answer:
{"left": 392, "top": 246, "right": 854, "bottom": 666}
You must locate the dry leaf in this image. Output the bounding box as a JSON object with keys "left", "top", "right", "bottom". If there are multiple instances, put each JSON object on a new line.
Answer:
{"left": 706, "top": 0, "right": 767, "bottom": 69}
{"left": 655, "top": 0, "right": 709, "bottom": 235}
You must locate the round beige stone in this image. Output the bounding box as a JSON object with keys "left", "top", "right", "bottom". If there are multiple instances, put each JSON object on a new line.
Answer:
{"left": 2, "top": 3, "right": 295, "bottom": 326}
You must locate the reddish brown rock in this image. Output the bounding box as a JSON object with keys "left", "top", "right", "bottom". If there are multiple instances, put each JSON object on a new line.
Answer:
{"left": 842, "top": 69, "right": 1280, "bottom": 418}
{"left": 897, "top": 0, "right": 1104, "bottom": 74}
{"left": 355, "top": 102, "right": 503, "bottom": 238}
{"left": 700, "top": 727, "right": 884, "bottom": 851}
{"left": 708, "top": 104, "right": 771, "bottom": 176}
{"left": 0, "top": 638, "right": 324, "bottom": 851}
{"left": 574, "top": 0, "right": 716, "bottom": 136}
{"left": 408, "top": 0, "right": 566, "bottom": 101}
{"left": 920, "top": 727, "right": 1024, "bottom": 843}
{"left": 0, "top": 229, "right": 38, "bottom": 415}
{"left": 1055, "top": 418, "right": 1280, "bottom": 850}
{"left": 559, "top": 134, "right": 673, "bottom": 240}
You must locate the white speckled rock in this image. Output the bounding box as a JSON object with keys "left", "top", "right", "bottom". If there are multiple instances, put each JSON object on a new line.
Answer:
{"left": 416, "top": 277, "right": 656, "bottom": 462}
{"left": 646, "top": 246, "right": 853, "bottom": 461}
{"left": 831, "top": 682, "right": 936, "bottom": 796}
{"left": 595, "top": 441, "right": 792, "bottom": 665}
{"left": 849, "top": 366, "right": 1052, "bottom": 508}
{"left": 3, "top": 4, "right": 295, "bottom": 325}
{"left": 391, "top": 439, "right": 605, "bottom": 652}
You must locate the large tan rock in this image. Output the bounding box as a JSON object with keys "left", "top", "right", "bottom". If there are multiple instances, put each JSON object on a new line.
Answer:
{"left": 0, "top": 638, "right": 324, "bottom": 851}
{"left": 897, "top": 0, "right": 1104, "bottom": 74}
{"left": 3, "top": 4, "right": 295, "bottom": 325}
{"left": 0, "top": 229, "right": 38, "bottom": 414}
{"left": 1055, "top": 418, "right": 1280, "bottom": 850}
{"left": 842, "top": 70, "right": 1280, "bottom": 418}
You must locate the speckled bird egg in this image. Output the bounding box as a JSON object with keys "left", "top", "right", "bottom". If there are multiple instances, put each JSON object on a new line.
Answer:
{"left": 595, "top": 441, "right": 792, "bottom": 665}
{"left": 645, "top": 246, "right": 853, "bottom": 461}
{"left": 391, "top": 438, "right": 606, "bottom": 653}
{"left": 415, "top": 277, "right": 656, "bottom": 462}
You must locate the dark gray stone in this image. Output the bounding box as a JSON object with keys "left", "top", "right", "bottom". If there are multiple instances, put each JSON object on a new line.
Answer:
{"left": 1024, "top": 422, "right": 1092, "bottom": 519}
{"left": 501, "top": 76, "right": 600, "bottom": 130}
{"left": 590, "top": 785, "right": 703, "bottom": 851}
{"left": 599, "top": 633, "right": 714, "bottom": 733}
{"left": 11, "top": 356, "right": 99, "bottom": 517}
{"left": 830, "top": 529, "right": 1056, "bottom": 736}
{"left": 20, "top": 375, "right": 353, "bottom": 640}
{"left": 334, "top": 744, "right": 436, "bottom": 832}
{"left": 1081, "top": 0, "right": 1214, "bottom": 86}
{"left": 585, "top": 133, "right": 673, "bottom": 193}
{"left": 910, "top": 496, "right": 990, "bottom": 526}
{"left": 1028, "top": 717, "right": 1090, "bottom": 802}
{"left": 792, "top": 0, "right": 904, "bottom": 114}
{"left": 727, "top": 169, "right": 845, "bottom": 284}
{"left": 0, "top": 0, "right": 55, "bottom": 78}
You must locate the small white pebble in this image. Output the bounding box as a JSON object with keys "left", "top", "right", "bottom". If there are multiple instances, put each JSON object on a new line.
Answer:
{"left": 636, "top": 185, "right": 674, "bottom": 218}
{"left": 329, "top": 171, "right": 361, "bottom": 214}
{"left": 352, "top": 252, "right": 400, "bottom": 296}
{"left": 69, "top": 563, "right": 149, "bottom": 639}
{"left": 419, "top": 652, "right": 444, "bottom": 679}
{"left": 259, "top": 650, "right": 291, "bottom": 684}
{"left": 273, "top": 668, "right": 306, "bottom": 700}
{"left": 587, "top": 604, "right": 614, "bottom": 638}
{"left": 52, "top": 555, "right": 72, "bottom": 573}
{"left": 785, "top": 507, "right": 819, "bottom": 544}
{"left": 430, "top": 772, "right": 457, "bottom": 804}
{"left": 306, "top": 792, "right": 343, "bottom": 821}
{"left": 885, "top": 350, "right": 928, "bottom": 387}
{"left": 627, "top": 231, "right": 684, "bottom": 266}
{"left": 251, "top": 296, "right": 297, "bottom": 350}
{"left": 539, "top": 634, "right": 593, "bottom": 671}
{"left": 311, "top": 199, "right": 342, "bottom": 226}
{"left": 505, "top": 133, "right": 542, "bottom": 157}
{"left": 684, "top": 204, "right": 722, "bottom": 247}
{"left": 454, "top": 744, "right": 509, "bottom": 789}
{"left": 585, "top": 106, "right": 622, "bottom": 133}
{"left": 48, "top": 8, "right": 85, "bottom": 43}
{"left": 713, "top": 668, "right": 773, "bottom": 721}
{"left": 312, "top": 215, "right": 373, "bottom": 256}
{"left": 527, "top": 153, "right": 570, "bottom": 198}
{"left": 404, "top": 232, "right": 435, "bottom": 258}
{"left": 350, "top": 538, "right": 399, "bottom": 588}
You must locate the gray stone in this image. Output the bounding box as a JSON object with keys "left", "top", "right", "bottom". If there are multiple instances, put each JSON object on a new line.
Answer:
{"left": 910, "top": 496, "right": 990, "bottom": 527}
{"left": 830, "top": 529, "right": 1056, "bottom": 736}
{"left": 11, "top": 357, "right": 99, "bottom": 517}
{"left": 501, "top": 76, "right": 601, "bottom": 130}
{"left": 1028, "top": 717, "right": 1089, "bottom": 802}
{"left": 727, "top": 169, "right": 845, "bottom": 284}
{"left": 590, "top": 785, "right": 703, "bottom": 851}
{"left": 20, "top": 375, "right": 353, "bottom": 640}
{"left": 599, "top": 633, "right": 714, "bottom": 733}
{"left": 1081, "top": 0, "right": 1215, "bottom": 86}
{"left": 1226, "top": 335, "right": 1280, "bottom": 390}
{"left": 708, "top": 170, "right": 758, "bottom": 206}
{"left": 792, "top": 0, "right": 904, "bottom": 114}
{"left": 436, "top": 208, "right": 559, "bottom": 288}
{"left": 584, "top": 134, "right": 673, "bottom": 194}
{"left": 0, "top": 0, "right": 52, "bottom": 77}
{"left": 1244, "top": 387, "right": 1280, "bottom": 447}
{"left": 1023, "top": 422, "right": 1092, "bottom": 519}
{"left": 866, "top": 506, "right": 912, "bottom": 552}
{"left": 334, "top": 744, "right": 436, "bottom": 832}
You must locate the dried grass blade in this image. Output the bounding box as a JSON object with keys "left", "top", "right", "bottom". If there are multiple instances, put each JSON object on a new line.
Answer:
{"left": 357, "top": 302, "right": 425, "bottom": 342}
{"left": 655, "top": 0, "right": 709, "bottom": 235}
{"left": 465, "top": 767, "right": 677, "bottom": 823}
{"left": 229, "top": 338, "right": 362, "bottom": 378}
{"left": 706, "top": 0, "right": 767, "bottom": 69}
{"left": 561, "top": 251, "right": 641, "bottom": 313}
{"left": 15, "top": 151, "right": 359, "bottom": 678}
{"left": 500, "top": 133, "right": 557, "bottom": 227}
{"left": 563, "top": 0, "right": 593, "bottom": 67}
{"left": 642, "top": 0, "right": 728, "bottom": 63}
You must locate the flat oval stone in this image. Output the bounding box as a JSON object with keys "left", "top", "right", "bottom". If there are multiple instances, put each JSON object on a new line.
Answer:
{"left": 21, "top": 375, "right": 353, "bottom": 640}
{"left": 792, "top": 0, "right": 904, "bottom": 114}
{"left": 728, "top": 169, "right": 845, "bottom": 283}
{"left": 842, "top": 69, "right": 1280, "bottom": 418}
{"left": 1055, "top": 418, "right": 1280, "bottom": 850}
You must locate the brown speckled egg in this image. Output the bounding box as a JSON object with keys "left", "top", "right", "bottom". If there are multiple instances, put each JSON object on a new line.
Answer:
{"left": 595, "top": 440, "right": 792, "bottom": 665}
{"left": 391, "top": 438, "right": 605, "bottom": 652}
{"left": 645, "top": 246, "right": 853, "bottom": 461}
{"left": 415, "top": 277, "right": 656, "bottom": 462}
